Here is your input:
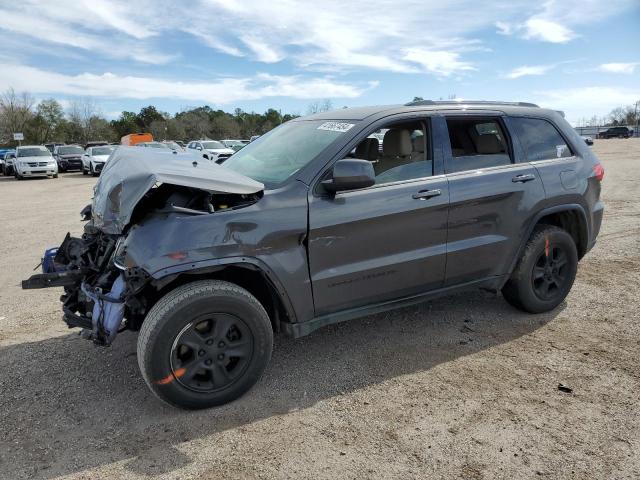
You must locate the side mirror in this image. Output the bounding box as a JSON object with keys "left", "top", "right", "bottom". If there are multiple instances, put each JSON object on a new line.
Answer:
{"left": 322, "top": 159, "right": 375, "bottom": 193}
{"left": 196, "top": 145, "right": 203, "bottom": 151}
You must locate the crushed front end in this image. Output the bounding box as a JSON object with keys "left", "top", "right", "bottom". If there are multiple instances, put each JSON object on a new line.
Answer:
{"left": 22, "top": 226, "right": 146, "bottom": 345}
{"left": 21, "top": 146, "right": 264, "bottom": 346}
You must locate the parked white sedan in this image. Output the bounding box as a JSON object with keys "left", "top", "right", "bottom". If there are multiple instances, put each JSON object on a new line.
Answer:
{"left": 14, "top": 145, "right": 58, "bottom": 179}
{"left": 82, "top": 145, "right": 116, "bottom": 176}
{"left": 186, "top": 140, "right": 235, "bottom": 163}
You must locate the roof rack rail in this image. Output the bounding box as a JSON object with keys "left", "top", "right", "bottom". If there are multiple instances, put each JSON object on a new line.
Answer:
{"left": 405, "top": 100, "right": 539, "bottom": 108}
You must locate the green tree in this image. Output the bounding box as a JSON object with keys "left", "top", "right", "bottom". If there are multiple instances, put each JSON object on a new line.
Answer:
{"left": 137, "top": 105, "right": 165, "bottom": 130}
{"left": 31, "top": 99, "right": 64, "bottom": 143}
{"left": 110, "top": 111, "right": 139, "bottom": 138}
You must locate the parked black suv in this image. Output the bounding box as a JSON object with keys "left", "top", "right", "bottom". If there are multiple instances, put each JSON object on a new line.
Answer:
{"left": 53, "top": 144, "right": 85, "bottom": 172}
{"left": 598, "top": 126, "right": 630, "bottom": 139}
{"left": 23, "top": 101, "right": 604, "bottom": 409}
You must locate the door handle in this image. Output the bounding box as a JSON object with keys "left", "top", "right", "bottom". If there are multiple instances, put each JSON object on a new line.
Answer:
{"left": 512, "top": 174, "right": 536, "bottom": 183}
{"left": 412, "top": 189, "right": 442, "bottom": 200}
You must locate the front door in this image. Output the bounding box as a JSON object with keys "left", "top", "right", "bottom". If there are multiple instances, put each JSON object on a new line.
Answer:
{"left": 307, "top": 117, "right": 449, "bottom": 315}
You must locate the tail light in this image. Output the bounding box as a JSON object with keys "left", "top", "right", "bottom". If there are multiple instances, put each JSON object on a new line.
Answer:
{"left": 592, "top": 163, "right": 604, "bottom": 182}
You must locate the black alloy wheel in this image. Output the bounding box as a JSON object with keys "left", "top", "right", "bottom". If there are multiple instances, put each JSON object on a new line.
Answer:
{"left": 502, "top": 225, "right": 578, "bottom": 313}
{"left": 531, "top": 243, "right": 570, "bottom": 301}
{"left": 170, "top": 313, "right": 254, "bottom": 393}
{"left": 137, "top": 280, "right": 273, "bottom": 409}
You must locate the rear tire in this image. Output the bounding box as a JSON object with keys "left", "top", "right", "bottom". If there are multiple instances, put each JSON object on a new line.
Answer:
{"left": 502, "top": 225, "right": 578, "bottom": 313}
{"left": 137, "top": 280, "right": 273, "bottom": 410}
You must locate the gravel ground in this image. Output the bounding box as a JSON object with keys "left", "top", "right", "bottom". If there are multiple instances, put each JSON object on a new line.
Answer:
{"left": 0, "top": 140, "right": 638, "bottom": 479}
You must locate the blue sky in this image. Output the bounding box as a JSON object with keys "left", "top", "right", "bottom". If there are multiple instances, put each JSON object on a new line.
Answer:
{"left": 0, "top": 0, "right": 638, "bottom": 125}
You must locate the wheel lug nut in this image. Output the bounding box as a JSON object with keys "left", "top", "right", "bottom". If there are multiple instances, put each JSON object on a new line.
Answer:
{"left": 206, "top": 339, "right": 213, "bottom": 345}
{"left": 218, "top": 341, "right": 225, "bottom": 348}
{"left": 198, "top": 349, "right": 205, "bottom": 356}
{"left": 204, "top": 359, "right": 212, "bottom": 366}
{"left": 217, "top": 354, "right": 224, "bottom": 360}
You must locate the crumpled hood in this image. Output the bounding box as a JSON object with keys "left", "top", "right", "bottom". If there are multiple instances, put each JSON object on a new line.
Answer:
{"left": 91, "top": 155, "right": 110, "bottom": 162}
{"left": 91, "top": 146, "right": 264, "bottom": 234}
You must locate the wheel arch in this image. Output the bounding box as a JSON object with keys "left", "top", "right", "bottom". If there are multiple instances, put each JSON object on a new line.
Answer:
{"left": 503, "top": 204, "right": 588, "bottom": 287}
{"left": 144, "top": 258, "right": 297, "bottom": 333}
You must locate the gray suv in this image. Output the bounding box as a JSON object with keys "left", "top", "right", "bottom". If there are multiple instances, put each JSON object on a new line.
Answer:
{"left": 23, "top": 101, "right": 604, "bottom": 409}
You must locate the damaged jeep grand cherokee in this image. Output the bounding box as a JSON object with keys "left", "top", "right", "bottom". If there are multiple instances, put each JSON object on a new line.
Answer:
{"left": 23, "top": 101, "right": 604, "bottom": 409}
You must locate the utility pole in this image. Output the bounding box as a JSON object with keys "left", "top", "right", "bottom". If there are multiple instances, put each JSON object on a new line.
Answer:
{"left": 635, "top": 100, "right": 639, "bottom": 138}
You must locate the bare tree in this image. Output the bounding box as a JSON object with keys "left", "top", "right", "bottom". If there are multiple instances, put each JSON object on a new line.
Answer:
{"left": 149, "top": 119, "right": 168, "bottom": 140}
{"left": 0, "top": 88, "right": 35, "bottom": 143}
{"left": 306, "top": 99, "right": 333, "bottom": 115}
{"left": 68, "top": 98, "right": 104, "bottom": 141}
{"left": 608, "top": 106, "right": 626, "bottom": 125}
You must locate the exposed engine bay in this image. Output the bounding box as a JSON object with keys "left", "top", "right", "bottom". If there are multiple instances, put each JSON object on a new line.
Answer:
{"left": 21, "top": 147, "right": 264, "bottom": 346}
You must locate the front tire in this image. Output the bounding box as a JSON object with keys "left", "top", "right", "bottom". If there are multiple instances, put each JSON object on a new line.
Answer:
{"left": 502, "top": 225, "right": 578, "bottom": 313}
{"left": 137, "top": 280, "right": 273, "bottom": 409}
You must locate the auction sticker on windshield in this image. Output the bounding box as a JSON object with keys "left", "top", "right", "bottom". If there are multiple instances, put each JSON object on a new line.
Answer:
{"left": 317, "top": 122, "right": 355, "bottom": 133}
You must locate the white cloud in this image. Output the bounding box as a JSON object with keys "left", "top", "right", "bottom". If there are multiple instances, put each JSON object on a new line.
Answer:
{"left": 0, "top": 0, "right": 637, "bottom": 80}
{"left": 0, "top": 0, "right": 539, "bottom": 76}
{"left": 523, "top": 18, "right": 575, "bottom": 43}
{"left": 535, "top": 86, "right": 640, "bottom": 124}
{"left": 403, "top": 49, "right": 475, "bottom": 76}
{"left": 505, "top": 64, "right": 556, "bottom": 79}
{"left": 240, "top": 36, "right": 284, "bottom": 63}
{"left": 0, "top": 64, "right": 376, "bottom": 103}
{"left": 496, "top": 0, "right": 636, "bottom": 44}
{"left": 0, "top": 6, "right": 172, "bottom": 64}
{"left": 598, "top": 62, "right": 639, "bottom": 74}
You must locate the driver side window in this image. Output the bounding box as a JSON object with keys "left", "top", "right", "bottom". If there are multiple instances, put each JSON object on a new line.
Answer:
{"left": 351, "top": 119, "right": 432, "bottom": 185}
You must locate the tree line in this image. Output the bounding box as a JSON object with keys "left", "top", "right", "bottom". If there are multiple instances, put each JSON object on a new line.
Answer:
{"left": 0, "top": 88, "right": 336, "bottom": 147}
{"left": 572, "top": 103, "right": 639, "bottom": 128}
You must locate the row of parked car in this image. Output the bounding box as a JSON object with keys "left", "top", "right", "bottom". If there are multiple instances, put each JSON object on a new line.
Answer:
{"left": 0, "top": 137, "right": 257, "bottom": 180}
{"left": 0, "top": 144, "right": 117, "bottom": 179}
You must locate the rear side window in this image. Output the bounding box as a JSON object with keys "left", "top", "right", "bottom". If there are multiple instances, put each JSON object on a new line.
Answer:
{"left": 510, "top": 117, "right": 573, "bottom": 161}
{"left": 445, "top": 117, "right": 511, "bottom": 173}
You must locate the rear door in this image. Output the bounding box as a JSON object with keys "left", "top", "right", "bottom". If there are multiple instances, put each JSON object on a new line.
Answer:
{"left": 308, "top": 115, "right": 449, "bottom": 315}
{"left": 441, "top": 114, "right": 546, "bottom": 286}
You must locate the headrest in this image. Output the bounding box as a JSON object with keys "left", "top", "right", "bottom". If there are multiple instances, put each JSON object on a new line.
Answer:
{"left": 412, "top": 135, "right": 425, "bottom": 153}
{"left": 355, "top": 137, "right": 379, "bottom": 161}
{"left": 383, "top": 129, "right": 412, "bottom": 157}
{"left": 474, "top": 134, "right": 503, "bottom": 154}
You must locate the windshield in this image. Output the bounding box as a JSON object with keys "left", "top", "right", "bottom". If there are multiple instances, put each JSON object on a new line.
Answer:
{"left": 18, "top": 148, "right": 51, "bottom": 157}
{"left": 58, "top": 146, "right": 84, "bottom": 155}
{"left": 202, "top": 141, "right": 225, "bottom": 149}
{"left": 222, "top": 120, "right": 355, "bottom": 187}
{"left": 92, "top": 146, "right": 114, "bottom": 155}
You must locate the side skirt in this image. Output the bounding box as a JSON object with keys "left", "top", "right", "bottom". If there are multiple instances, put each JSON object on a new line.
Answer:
{"left": 282, "top": 275, "right": 506, "bottom": 338}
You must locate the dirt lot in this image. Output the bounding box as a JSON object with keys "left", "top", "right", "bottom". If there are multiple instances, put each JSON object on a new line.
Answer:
{"left": 0, "top": 139, "right": 638, "bottom": 479}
